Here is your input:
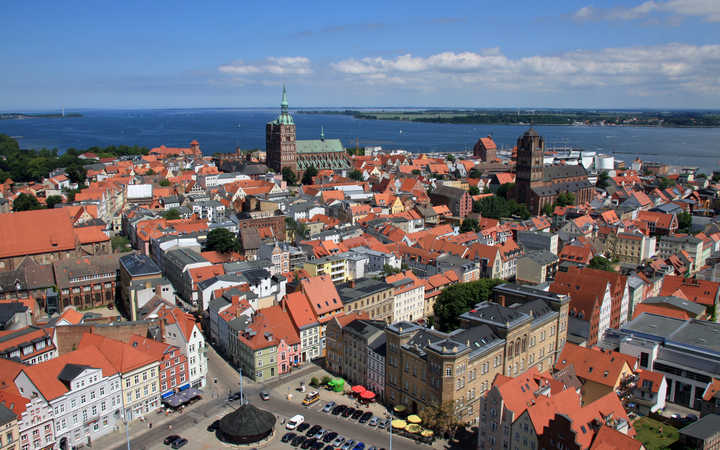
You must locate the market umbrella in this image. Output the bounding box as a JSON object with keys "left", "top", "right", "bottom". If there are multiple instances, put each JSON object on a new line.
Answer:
{"left": 406, "top": 424, "right": 422, "bottom": 434}
{"left": 332, "top": 379, "right": 345, "bottom": 392}
{"left": 421, "top": 429, "right": 434, "bottom": 437}
{"left": 360, "top": 390, "right": 375, "bottom": 400}
{"left": 407, "top": 414, "right": 422, "bottom": 424}
{"left": 351, "top": 385, "right": 366, "bottom": 394}
{"left": 391, "top": 419, "right": 407, "bottom": 429}
{"left": 393, "top": 405, "right": 407, "bottom": 413}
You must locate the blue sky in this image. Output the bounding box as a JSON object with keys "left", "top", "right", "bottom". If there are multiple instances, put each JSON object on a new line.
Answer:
{"left": 2, "top": 0, "right": 719, "bottom": 109}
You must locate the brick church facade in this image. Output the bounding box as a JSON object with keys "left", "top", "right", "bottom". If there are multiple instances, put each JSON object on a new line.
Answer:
{"left": 514, "top": 128, "right": 594, "bottom": 215}
{"left": 266, "top": 86, "right": 350, "bottom": 180}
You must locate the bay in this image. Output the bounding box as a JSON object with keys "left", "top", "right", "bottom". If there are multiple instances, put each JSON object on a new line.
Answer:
{"left": 2, "top": 108, "right": 720, "bottom": 170}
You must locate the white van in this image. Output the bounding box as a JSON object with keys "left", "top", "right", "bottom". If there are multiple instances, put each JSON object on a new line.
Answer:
{"left": 286, "top": 414, "right": 304, "bottom": 430}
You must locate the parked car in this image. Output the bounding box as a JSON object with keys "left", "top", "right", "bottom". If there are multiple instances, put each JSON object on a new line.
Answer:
{"left": 359, "top": 412, "right": 372, "bottom": 424}
{"left": 378, "top": 419, "right": 389, "bottom": 429}
{"left": 341, "top": 439, "right": 355, "bottom": 450}
{"left": 352, "top": 443, "right": 365, "bottom": 450}
{"left": 282, "top": 432, "right": 297, "bottom": 443}
{"left": 342, "top": 407, "right": 355, "bottom": 418}
{"left": 291, "top": 435, "right": 307, "bottom": 447}
{"left": 368, "top": 416, "right": 379, "bottom": 427}
{"left": 227, "top": 391, "right": 242, "bottom": 401}
{"left": 286, "top": 414, "right": 305, "bottom": 430}
{"left": 332, "top": 405, "right": 346, "bottom": 415}
{"left": 206, "top": 420, "right": 220, "bottom": 432}
{"left": 311, "top": 441, "right": 324, "bottom": 450}
{"left": 301, "top": 438, "right": 316, "bottom": 449}
{"left": 306, "top": 425, "right": 321, "bottom": 437}
{"left": 322, "top": 401, "right": 336, "bottom": 412}
{"left": 260, "top": 391, "right": 270, "bottom": 401}
{"left": 324, "top": 445, "right": 335, "bottom": 450}
{"left": 332, "top": 436, "right": 346, "bottom": 447}
{"left": 351, "top": 409, "right": 363, "bottom": 420}
{"left": 297, "top": 422, "right": 311, "bottom": 433}
{"left": 171, "top": 438, "right": 188, "bottom": 449}
{"left": 313, "top": 428, "right": 325, "bottom": 440}
{"left": 323, "top": 431, "right": 338, "bottom": 443}
{"left": 164, "top": 435, "right": 181, "bottom": 445}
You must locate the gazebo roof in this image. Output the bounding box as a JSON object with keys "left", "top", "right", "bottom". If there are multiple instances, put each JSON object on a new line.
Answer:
{"left": 218, "top": 403, "right": 276, "bottom": 443}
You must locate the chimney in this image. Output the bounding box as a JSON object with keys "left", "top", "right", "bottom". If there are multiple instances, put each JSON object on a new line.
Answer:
{"left": 349, "top": 279, "right": 356, "bottom": 288}
{"left": 498, "top": 295, "right": 506, "bottom": 307}
{"left": 232, "top": 295, "right": 239, "bottom": 308}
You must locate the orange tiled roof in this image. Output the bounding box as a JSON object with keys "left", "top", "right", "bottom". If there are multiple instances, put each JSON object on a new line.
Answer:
{"left": 555, "top": 343, "right": 635, "bottom": 388}
{"left": 78, "top": 333, "right": 158, "bottom": 373}
{"left": 0, "top": 209, "right": 77, "bottom": 258}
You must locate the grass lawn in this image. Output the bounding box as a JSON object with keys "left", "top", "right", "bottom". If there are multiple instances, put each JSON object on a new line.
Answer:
{"left": 634, "top": 417, "right": 679, "bottom": 450}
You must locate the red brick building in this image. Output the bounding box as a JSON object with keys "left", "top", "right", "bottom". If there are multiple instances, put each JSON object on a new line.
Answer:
{"left": 128, "top": 335, "right": 189, "bottom": 397}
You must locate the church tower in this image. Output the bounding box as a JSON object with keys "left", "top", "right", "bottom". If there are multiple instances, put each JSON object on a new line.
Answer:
{"left": 266, "top": 85, "right": 297, "bottom": 174}
{"left": 515, "top": 128, "right": 545, "bottom": 207}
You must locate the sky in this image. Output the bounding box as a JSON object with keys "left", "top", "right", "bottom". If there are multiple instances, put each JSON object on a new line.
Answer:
{"left": 2, "top": 0, "right": 719, "bottom": 109}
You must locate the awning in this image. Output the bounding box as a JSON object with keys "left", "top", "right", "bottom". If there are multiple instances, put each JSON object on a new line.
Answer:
{"left": 178, "top": 383, "right": 191, "bottom": 391}
{"left": 391, "top": 419, "right": 407, "bottom": 429}
{"left": 161, "top": 391, "right": 175, "bottom": 399}
{"left": 162, "top": 387, "right": 202, "bottom": 408}
{"left": 360, "top": 390, "right": 375, "bottom": 400}
{"left": 393, "top": 405, "right": 407, "bottom": 413}
{"left": 407, "top": 414, "right": 422, "bottom": 424}
{"left": 351, "top": 385, "right": 366, "bottom": 394}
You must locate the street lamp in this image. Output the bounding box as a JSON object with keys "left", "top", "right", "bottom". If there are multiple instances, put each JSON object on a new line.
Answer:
{"left": 385, "top": 413, "right": 392, "bottom": 450}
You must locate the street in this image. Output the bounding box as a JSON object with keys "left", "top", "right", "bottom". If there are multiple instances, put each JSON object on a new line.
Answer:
{"left": 93, "top": 345, "right": 433, "bottom": 450}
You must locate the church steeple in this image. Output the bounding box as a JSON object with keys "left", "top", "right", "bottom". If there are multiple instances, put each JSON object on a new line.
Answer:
{"left": 281, "top": 84, "right": 288, "bottom": 113}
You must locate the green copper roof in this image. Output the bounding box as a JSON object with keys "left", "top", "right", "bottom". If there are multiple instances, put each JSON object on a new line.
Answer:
{"left": 296, "top": 138, "right": 344, "bottom": 154}
{"left": 269, "top": 84, "right": 294, "bottom": 125}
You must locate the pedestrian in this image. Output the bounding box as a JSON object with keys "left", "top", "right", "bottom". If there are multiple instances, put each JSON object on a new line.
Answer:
{"left": 168, "top": 424, "right": 172, "bottom": 431}
{"left": 149, "top": 423, "right": 152, "bottom": 429}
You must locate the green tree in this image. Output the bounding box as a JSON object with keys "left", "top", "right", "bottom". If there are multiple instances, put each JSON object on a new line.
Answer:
{"left": 281, "top": 167, "right": 297, "bottom": 185}
{"left": 383, "top": 264, "right": 401, "bottom": 275}
{"left": 12, "top": 193, "right": 43, "bottom": 211}
{"left": 163, "top": 208, "right": 181, "bottom": 220}
{"left": 588, "top": 256, "right": 614, "bottom": 272}
{"left": 468, "top": 168, "right": 482, "bottom": 179}
{"left": 349, "top": 169, "right": 363, "bottom": 181}
{"left": 495, "top": 182, "right": 515, "bottom": 199}
{"left": 158, "top": 178, "right": 171, "bottom": 187}
{"left": 302, "top": 165, "right": 318, "bottom": 185}
{"left": 420, "top": 401, "right": 462, "bottom": 437}
{"left": 412, "top": 169, "right": 421, "bottom": 176}
{"left": 677, "top": 211, "right": 692, "bottom": 233}
{"left": 468, "top": 186, "right": 480, "bottom": 196}
{"left": 460, "top": 218, "right": 479, "bottom": 233}
{"left": 145, "top": 168, "right": 156, "bottom": 176}
{"left": 556, "top": 192, "right": 576, "bottom": 207}
{"left": 65, "top": 165, "right": 87, "bottom": 185}
{"left": 472, "top": 196, "right": 530, "bottom": 220}
{"left": 542, "top": 203, "right": 554, "bottom": 217}
{"left": 596, "top": 171, "right": 610, "bottom": 189}
{"left": 45, "top": 195, "right": 63, "bottom": 209}
{"left": 433, "top": 278, "right": 504, "bottom": 331}
{"left": 111, "top": 236, "right": 131, "bottom": 252}
{"left": 205, "top": 228, "right": 239, "bottom": 253}
{"left": 446, "top": 154, "right": 456, "bottom": 162}
{"left": 657, "top": 177, "right": 676, "bottom": 189}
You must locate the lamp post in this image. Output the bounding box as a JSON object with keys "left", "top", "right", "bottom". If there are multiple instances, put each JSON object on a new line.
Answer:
{"left": 385, "top": 413, "right": 392, "bottom": 450}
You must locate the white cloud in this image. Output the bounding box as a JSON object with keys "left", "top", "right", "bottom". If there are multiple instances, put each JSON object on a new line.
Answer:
{"left": 330, "top": 44, "right": 720, "bottom": 96}
{"left": 574, "top": 0, "right": 720, "bottom": 22}
{"left": 219, "top": 56, "right": 312, "bottom": 76}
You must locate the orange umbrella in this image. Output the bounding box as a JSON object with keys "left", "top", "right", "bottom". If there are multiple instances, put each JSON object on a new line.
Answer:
{"left": 351, "top": 385, "right": 366, "bottom": 394}
{"left": 360, "top": 390, "right": 376, "bottom": 400}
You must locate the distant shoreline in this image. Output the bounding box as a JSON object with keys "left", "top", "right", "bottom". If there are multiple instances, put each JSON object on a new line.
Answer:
{"left": 0, "top": 113, "right": 83, "bottom": 120}
{"left": 297, "top": 109, "right": 720, "bottom": 128}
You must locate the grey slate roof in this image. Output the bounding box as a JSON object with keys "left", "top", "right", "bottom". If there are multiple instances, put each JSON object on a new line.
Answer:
{"left": 460, "top": 301, "right": 530, "bottom": 328}
{"left": 0, "top": 404, "right": 16, "bottom": 426}
{"left": 643, "top": 295, "right": 706, "bottom": 316}
{"left": 58, "top": 363, "right": 91, "bottom": 385}
{"left": 120, "top": 253, "right": 161, "bottom": 277}
{"left": 524, "top": 250, "right": 559, "bottom": 266}
{"left": 0, "top": 302, "right": 28, "bottom": 328}
{"left": 679, "top": 413, "right": 720, "bottom": 440}
{"left": 336, "top": 278, "right": 392, "bottom": 304}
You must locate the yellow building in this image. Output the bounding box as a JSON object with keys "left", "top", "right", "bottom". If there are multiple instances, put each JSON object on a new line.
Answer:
{"left": 0, "top": 404, "right": 18, "bottom": 450}
{"left": 79, "top": 334, "right": 161, "bottom": 421}
{"left": 390, "top": 197, "right": 405, "bottom": 215}
{"left": 304, "top": 255, "right": 349, "bottom": 283}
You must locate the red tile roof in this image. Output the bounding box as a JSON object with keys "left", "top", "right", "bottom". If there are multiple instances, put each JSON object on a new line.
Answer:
{"left": 589, "top": 425, "right": 643, "bottom": 450}
{"left": 0, "top": 209, "right": 77, "bottom": 258}
{"left": 284, "top": 291, "right": 319, "bottom": 329}
{"left": 555, "top": 343, "right": 635, "bottom": 388}
{"left": 78, "top": 333, "right": 158, "bottom": 373}
{"left": 19, "top": 346, "right": 117, "bottom": 401}
{"left": 660, "top": 276, "right": 719, "bottom": 307}
{"left": 300, "top": 275, "right": 343, "bottom": 319}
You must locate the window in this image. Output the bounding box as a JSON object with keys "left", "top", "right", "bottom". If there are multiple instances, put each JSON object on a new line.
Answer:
{"left": 640, "top": 352, "right": 649, "bottom": 368}
{"left": 445, "top": 366, "right": 452, "bottom": 377}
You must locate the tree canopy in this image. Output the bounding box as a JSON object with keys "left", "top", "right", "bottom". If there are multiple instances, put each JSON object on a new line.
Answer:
{"left": 473, "top": 196, "right": 530, "bottom": 220}
{"left": 460, "top": 218, "right": 480, "bottom": 233}
{"left": 433, "top": 278, "right": 504, "bottom": 331}
{"left": 281, "top": 167, "right": 297, "bottom": 185}
{"left": 555, "top": 192, "right": 576, "bottom": 207}
{"left": 677, "top": 211, "right": 692, "bottom": 233}
{"left": 302, "top": 165, "right": 318, "bottom": 185}
{"left": 596, "top": 171, "right": 610, "bottom": 189}
{"left": 162, "top": 208, "right": 181, "bottom": 220}
{"left": 45, "top": 195, "right": 63, "bottom": 209}
{"left": 495, "top": 182, "right": 515, "bottom": 199}
{"left": 349, "top": 169, "right": 363, "bottom": 181}
{"left": 588, "top": 256, "right": 614, "bottom": 272}
{"left": 205, "top": 228, "right": 240, "bottom": 253}
{"left": 468, "top": 185, "right": 480, "bottom": 196}
{"left": 12, "top": 193, "right": 43, "bottom": 211}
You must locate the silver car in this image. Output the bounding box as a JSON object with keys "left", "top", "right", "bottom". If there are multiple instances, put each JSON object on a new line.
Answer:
{"left": 332, "top": 436, "right": 345, "bottom": 447}
{"left": 378, "top": 419, "right": 389, "bottom": 429}
{"left": 368, "top": 416, "right": 379, "bottom": 427}
{"left": 322, "top": 401, "right": 336, "bottom": 413}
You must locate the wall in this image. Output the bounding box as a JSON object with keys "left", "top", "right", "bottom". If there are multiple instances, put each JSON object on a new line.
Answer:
{"left": 55, "top": 320, "right": 160, "bottom": 355}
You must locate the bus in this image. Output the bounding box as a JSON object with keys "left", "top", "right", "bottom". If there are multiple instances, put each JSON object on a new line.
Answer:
{"left": 302, "top": 391, "right": 320, "bottom": 407}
